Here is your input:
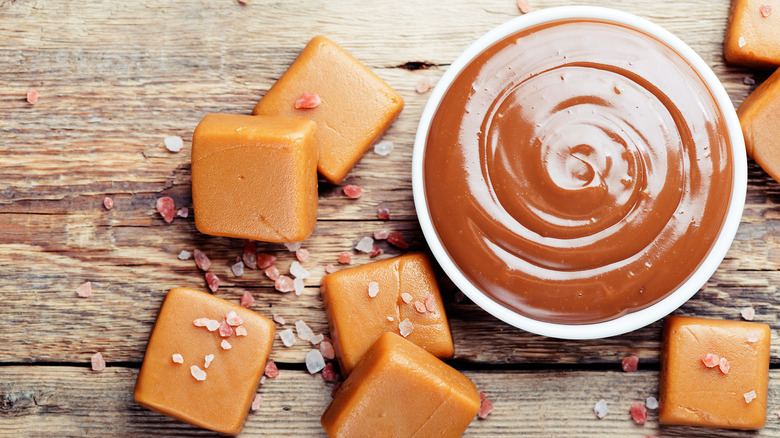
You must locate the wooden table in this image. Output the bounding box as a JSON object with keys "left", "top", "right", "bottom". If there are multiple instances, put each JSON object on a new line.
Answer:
{"left": 2, "top": 0, "right": 778, "bottom": 436}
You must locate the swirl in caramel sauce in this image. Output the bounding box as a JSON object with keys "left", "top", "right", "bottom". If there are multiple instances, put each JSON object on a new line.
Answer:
{"left": 424, "top": 20, "right": 733, "bottom": 324}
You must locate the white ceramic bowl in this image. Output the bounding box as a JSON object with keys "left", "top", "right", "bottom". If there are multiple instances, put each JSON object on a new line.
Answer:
{"left": 412, "top": 6, "right": 747, "bottom": 339}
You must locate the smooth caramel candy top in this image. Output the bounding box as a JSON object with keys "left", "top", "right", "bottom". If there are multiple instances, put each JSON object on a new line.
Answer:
{"left": 321, "top": 332, "right": 480, "bottom": 438}
{"left": 253, "top": 35, "right": 404, "bottom": 184}
{"left": 192, "top": 113, "right": 318, "bottom": 243}
{"left": 321, "top": 252, "right": 454, "bottom": 376}
{"left": 725, "top": 0, "right": 780, "bottom": 67}
{"left": 134, "top": 287, "right": 275, "bottom": 435}
{"left": 738, "top": 67, "right": 780, "bottom": 182}
{"left": 659, "top": 316, "right": 770, "bottom": 430}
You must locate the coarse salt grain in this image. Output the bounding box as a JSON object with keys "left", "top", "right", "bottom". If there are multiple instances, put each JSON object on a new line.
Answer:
{"left": 387, "top": 316, "right": 394, "bottom": 321}
{"left": 296, "top": 320, "right": 314, "bottom": 341}
{"left": 369, "top": 245, "right": 383, "bottom": 258}
{"left": 204, "top": 354, "right": 214, "bottom": 368}
{"left": 226, "top": 311, "right": 243, "bottom": 326}
{"left": 748, "top": 332, "right": 759, "bottom": 343}
{"left": 702, "top": 353, "right": 720, "bottom": 368}
{"left": 719, "top": 357, "right": 730, "bottom": 374}
{"left": 76, "top": 281, "right": 92, "bottom": 298}
{"left": 156, "top": 197, "right": 175, "bottom": 223}
{"left": 103, "top": 197, "right": 114, "bottom": 210}
{"left": 646, "top": 396, "right": 658, "bottom": 410}
{"left": 387, "top": 231, "right": 409, "bottom": 249}
{"left": 343, "top": 184, "right": 362, "bottom": 199}
{"left": 325, "top": 264, "right": 339, "bottom": 274}
{"left": 630, "top": 402, "right": 647, "bottom": 425}
{"left": 231, "top": 261, "right": 245, "bottom": 277}
{"left": 178, "top": 250, "right": 191, "bottom": 260}
{"left": 368, "top": 281, "right": 380, "bottom": 298}
{"left": 424, "top": 294, "right": 436, "bottom": 312}
{"left": 190, "top": 365, "right": 207, "bottom": 381}
{"left": 290, "top": 261, "right": 310, "bottom": 279}
{"left": 414, "top": 301, "right": 426, "bottom": 314}
{"left": 310, "top": 333, "right": 324, "bottom": 345}
{"left": 260, "top": 376, "right": 266, "bottom": 385}
{"left": 594, "top": 399, "right": 609, "bottom": 419}
{"left": 295, "top": 92, "right": 322, "bottom": 109}
{"left": 280, "top": 328, "right": 296, "bottom": 347}
{"left": 516, "top": 0, "right": 532, "bottom": 13}
{"left": 91, "top": 352, "right": 106, "bottom": 371}
{"left": 744, "top": 76, "right": 756, "bottom": 85}
{"left": 251, "top": 394, "right": 263, "bottom": 411}
{"left": 477, "top": 393, "right": 494, "bottom": 419}
{"left": 741, "top": 307, "right": 755, "bottom": 321}
{"left": 305, "top": 349, "right": 326, "bottom": 374}
{"left": 193, "top": 249, "right": 211, "bottom": 271}
{"left": 377, "top": 207, "right": 390, "bottom": 220}
{"left": 205, "top": 319, "right": 220, "bottom": 332}
{"left": 415, "top": 77, "right": 433, "bottom": 94}
{"left": 284, "top": 241, "right": 303, "bottom": 252}
{"left": 172, "top": 353, "right": 184, "bottom": 364}
{"left": 26, "top": 87, "right": 38, "bottom": 104}
{"left": 176, "top": 207, "right": 188, "bottom": 218}
{"left": 275, "top": 275, "right": 295, "bottom": 293}
{"left": 273, "top": 314, "right": 286, "bottom": 325}
{"left": 320, "top": 341, "right": 335, "bottom": 360}
{"left": 242, "top": 240, "right": 258, "bottom": 269}
{"left": 374, "top": 140, "right": 394, "bottom": 156}
{"left": 373, "top": 229, "right": 390, "bottom": 240}
{"left": 399, "top": 318, "right": 414, "bottom": 337}
{"left": 240, "top": 291, "right": 255, "bottom": 308}
{"left": 296, "top": 248, "right": 310, "bottom": 262}
{"left": 401, "top": 292, "right": 413, "bottom": 304}
{"left": 622, "top": 355, "right": 639, "bottom": 372}
{"left": 221, "top": 340, "right": 232, "bottom": 350}
{"left": 219, "top": 320, "right": 233, "bottom": 337}
{"left": 235, "top": 326, "right": 248, "bottom": 337}
{"left": 205, "top": 272, "right": 219, "bottom": 293}
{"left": 356, "top": 236, "right": 374, "bottom": 253}
{"left": 265, "top": 361, "right": 279, "bottom": 378}
{"left": 193, "top": 318, "right": 209, "bottom": 327}
{"left": 164, "top": 136, "right": 184, "bottom": 153}
{"left": 322, "top": 363, "right": 336, "bottom": 381}
{"left": 294, "top": 277, "right": 305, "bottom": 296}
{"left": 265, "top": 265, "right": 281, "bottom": 281}
{"left": 338, "top": 252, "right": 352, "bottom": 264}
{"left": 760, "top": 4, "right": 772, "bottom": 17}
{"left": 744, "top": 390, "right": 757, "bottom": 403}
{"left": 257, "top": 253, "right": 277, "bottom": 269}
{"left": 739, "top": 36, "right": 747, "bottom": 48}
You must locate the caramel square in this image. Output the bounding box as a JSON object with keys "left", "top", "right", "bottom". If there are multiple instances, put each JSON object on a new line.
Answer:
{"left": 724, "top": 0, "right": 780, "bottom": 67}
{"left": 134, "top": 287, "right": 275, "bottom": 435}
{"left": 738, "top": 67, "right": 780, "bottom": 183}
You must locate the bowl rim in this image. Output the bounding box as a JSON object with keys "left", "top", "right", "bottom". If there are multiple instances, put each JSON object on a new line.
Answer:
{"left": 411, "top": 5, "right": 748, "bottom": 339}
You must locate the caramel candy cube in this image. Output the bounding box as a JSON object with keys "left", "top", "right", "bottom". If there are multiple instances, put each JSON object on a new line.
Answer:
{"left": 134, "top": 287, "right": 275, "bottom": 435}
{"left": 321, "top": 332, "right": 480, "bottom": 437}
{"left": 253, "top": 36, "right": 404, "bottom": 184}
{"left": 724, "top": 0, "right": 780, "bottom": 67}
{"left": 659, "top": 316, "right": 770, "bottom": 430}
{"left": 192, "top": 113, "right": 318, "bottom": 243}
{"left": 738, "top": 67, "right": 780, "bottom": 182}
{"left": 321, "top": 253, "right": 453, "bottom": 376}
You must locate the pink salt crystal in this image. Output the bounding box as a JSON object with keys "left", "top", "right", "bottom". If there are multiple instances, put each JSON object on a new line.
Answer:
{"left": 369, "top": 246, "right": 383, "bottom": 258}
{"left": 322, "top": 363, "right": 336, "bottom": 381}
{"left": 251, "top": 394, "right": 263, "bottom": 411}
{"left": 377, "top": 207, "right": 390, "bottom": 220}
{"left": 257, "top": 253, "right": 277, "bottom": 269}
{"left": 760, "top": 4, "right": 772, "bottom": 17}
{"left": 325, "top": 264, "right": 339, "bottom": 274}
{"left": 373, "top": 229, "right": 390, "bottom": 240}
{"left": 91, "top": 352, "right": 106, "bottom": 371}
{"left": 76, "top": 281, "right": 92, "bottom": 298}
{"left": 238, "top": 0, "right": 250, "bottom": 4}
{"left": 401, "top": 292, "right": 413, "bottom": 304}
{"left": 387, "top": 231, "right": 409, "bottom": 249}
{"left": 516, "top": 0, "right": 532, "bottom": 13}
{"left": 741, "top": 307, "right": 755, "bottom": 321}
{"left": 415, "top": 76, "right": 433, "bottom": 94}
{"left": 414, "top": 301, "right": 427, "bottom": 314}
{"left": 264, "top": 361, "right": 279, "bottom": 378}
{"left": 103, "top": 197, "right": 114, "bottom": 210}
{"left": 701, "top": 353, "right": 720, "bottom": 368}
{"left": 193, "top": 249, "right": 211, "bottom": 271}
{"left": 176, "top": 207, "right": 189, "bottom": 218}
{"left": 744, "top": 390, "right": 757, "bottom": 403}
{"left": 221, "top": 340, "right": 232, "bottom": 350}
{"left": 231, "top": 261, "right": 245, "bottom": 277}
{"left": 273, "top": 314, "right": 286, "bottom": 325}
{"left": 630, "top": 402, "right": 647, "bottom": 425}
{"left": 172, "top": 353, "right": 184, "bottom": 364}
{"left": 719, "top": 357, "right": 730, "bottom": 375}
{"left": 156, "top": 197, "right": 175, "bottom": 223}
{"left": 368, "top": 281, "right": 380, "bottom": 298}
{"left": 622, "top": 355, "right": 639, "bottom": 372}
{"left": 748, "top": 332, "right": 759, "bottom": 343}
{"left": 193, "top": 317, "right": 209, "bottom": 327}
{"left": 265, "top": 265, "right": 280, "bottom": 281}
{"left": 205, "top": 319, "right": 220, "bottom": 332}
{"left": 311, "top": 333, "right": 324, "bottom": 345}
{"left": 320, "top": 341, "right": 335, "bottom": 360}
{"left": 240, "top": 291, "right": 255, "bottom": 308}
{"left": 205, "top": 272, "right": 219, "bottom": 293}
{"left": 399, "top": 318, "right": 414, "bottom": 337}
{"left": 242, "top": 240, "right": 258, "bottom": 269}
{"left": 343, "top": 184, "right": 362, "bottom": 199}
{"left": 295, "top": 92, "right": 321, "bottom": 109}
{"left": 190, "top": 365, "right": 207, "bottom": 381}
{"left": 275, "top": 275, "right": 295, "bottom": 293}
{"left": 424, "top": 294, "right": 436, "bottom": 313}
{"left": 235, "top": 326, "right": 248, "bottom": 337}
{"left": 26, "top": 87, "right": 38, "bottom": 104}
{"left": 296, "top": 248, "right": 310, "bottom": 262}
{"left": 226, "top": 311, "right": 243, "bottom": 326}
{"left": 204, "top": 354, "right": 214, "bottom": 369}
{"left": 219, "top": 320, "right": 233, "bottom": 337}
{"left": 284, "top": 241, "right": 302, "bottom": 252}
{"left": 294, "top": 277, "right": 305, "bottom": 296}
{"left": 477, "top": 395, "right": 494, "bottom": 419}
{"left": 338, "top": 252, "right": 352, "bottom": 264}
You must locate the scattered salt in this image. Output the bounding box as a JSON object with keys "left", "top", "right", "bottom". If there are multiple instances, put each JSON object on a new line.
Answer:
{"left": 744, "top": 390, "right": 757, "bottom": 403}
{"left": 205, "top": 319, "right": 220, "bottom": 332}
{"left": 164, "top": 136, "right": 183, "bottom": 153}
{"left": 275, "top": 275, "right": 295, "bottom": 293}
{"left": 373, "top": 229, "right": 390, "bottom": 240}
{"left": 193, "top": 249, "right": 211, "bottom": 271}
{"left": 176, "top": 207, "right": 188, "bottom": 218}
{"left": 387, "top": 316, "right": 394, "bottom": 321}
{"left": 338, "top": 252, "right": 352, "bottom": 264}
{"left": 305, "top": 349, "right": 326, "bottom": 374}
{"left": 243, "top": 241, "right": 258, "bottom": 269}
{"left": 76, "top": 281, "right": 92, "bottom": 298}
{"left": 645, "top": 396, "right": 658, "bottom": 410}
{"left": 264, "top": 361, "right": 279, "bottom": 378}
{"left": 739, "top": 36, "right": 747, "bottom": 48}
{"left": 369, "top": 245, "right": 383, "bottom": 258}
{"left": 368, "top": 281, "right": 380, "bottom": 298}
{"left": 701, "top": 353, "right": 719, "bottom": 368}
{"left": 516, "top": 0, "right": 532, "bottom": 13}
{"left": 156, "top": 197, "right": 175, "bottom": 223}
{"left": 310, "top": 333, "right": 324, "bottom": 345}
{"left": 630, "top": 402, "right": 647, "bottom": 425}
{"left": 322, "top": 363, "right": 336, "bottom": 381}
{"left": 744, "top": 76, "right": 756, "bottom": 85}
{"left": 387, "top": 231, "right": 409, "bottom": 249}
{"left": 594, "top": 399, "right": 609, "bottom": 419}
{"left": 401, "top": 292, "right": 413, "bottom": 304}
{"left": 294, "top": 277, "right": 305, "bottom": 296}
{"left": 172, "top": 353, "right": 184, "bottom": 364}
{"left": 178, "top": 250, "right": 191, "bottom": 260}
{"left": 240, "top": 291, "right": 255, "bottom": 308}
{"left": 355, "top": 236, "right": 374, "bottom": 253}
{"left": 325, "top": 264, "right": 339, "bottom": 274}
{"left": 235, "top": 326, "right": 248, "bottom": 336}
{"left": 343, "top": 184, "right": 362, "bottom": 199}
{"left": 760, "top": 4, "right": 772, "bottom": 17}
{"left": 414, "top": 301, "right": 426, "bottom": 314}
{"left": 273, "top": 314, "right": 286, "bottom": 325}
{"left": 226, "top": 311, "right": 243, "bottom": 326}
{"left": 399, "top": 318, "right": 414, "bottom": 337}
{"left": 296, "top": 248, "right": 310, "bottom": 262}
{"left": 26, "top": 87, "right": 38, "bottom": 104}
{"left": 622, "top": 355, "right": 639, "bottom": 372}
{"left": 221, "top": 340, "right": 232, "bottom": 350}
{"left": 296, "top": 320, "right": 315, "bottom": 341}
{"left": 719, "top": 357, "right": 730, "bottom": 375}
{"left": 231, "top": 261, "right": 245, "bottom": 277}
{"left": 320, "top": 341, "right": 335, "bottom": 360}
{"left": 290, "top": 261, "right": 310, "bottom": 279}
{"left": 251, "top": 394, "right": 263, "bottom": 411}
{"left": 205, "top": 272, "right": 219, "bottom": 293}
{"left": 295, "top": 92, "right": 322, "bottom": 109}
{"left": 103, "top": 197, "right": 114, "bottom": 210}
{"left": 373, "top": 140, "right": 394, "bottom": 156}
{"left": 219, "top": 320, "right": 233, "bottom": 337}
{"left": 193, "top": 318, "right": 209, "bottom": 327}
{"left": 741, "top": 307, "right": 755, "bottom": 321}
{"left": 748, "top": 332, "right": 759, "bottom": 343}
{"left": 477, "top": 393, "right": 494, "bottom": 419}
{"left": 284, "top": 241, "right": 302, "bottom": 252}
{"left": 424, "top": 294, "right": 436, "bottom": 312}
{"left": 260, "top": 376, "right": 266, "bottom": 385}
{"left": 91, "top": 352, "right": 106, "bottom": 371}
{"left": 190, "top": 365, "right": 207, "bottom": 381}
{"left": 265, "top": 265, "right": 280, "bottom": 281}
{"left": 204, "top": 354, "right": 214, "bottom": 368}
{"left": 280, "top": 328, "right": 296, "bottom": 347}
{"left": 257, "top": 253, "right": 277, "bottom": 269}
{"left": 377, "top": 207, "right": 390, "bottom": 220}
{"left": 415, "top": 77, "right": 433, "bottom": 94}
